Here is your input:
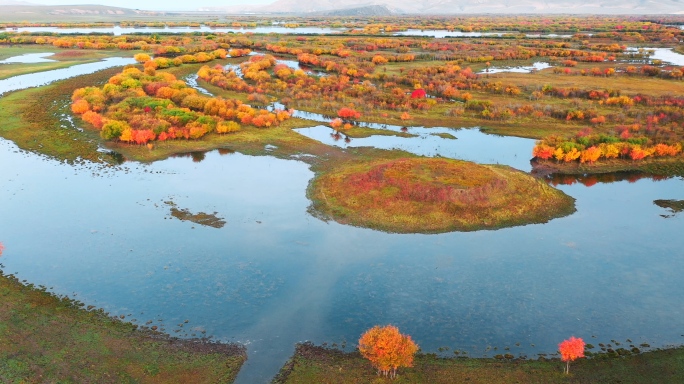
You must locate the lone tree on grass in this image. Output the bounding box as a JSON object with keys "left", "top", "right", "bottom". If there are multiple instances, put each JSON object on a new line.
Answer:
{"left": 559, "top": 336, "right": 585, "bottom": 374}
{"left": 358, "top": 325, "right": 418, "bottom": 379}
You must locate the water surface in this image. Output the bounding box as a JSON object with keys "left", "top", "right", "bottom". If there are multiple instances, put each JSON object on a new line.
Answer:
{"left": 0, "top": 52, "right": 56, "bottom": 64}
{"left": 0, "top": 57, "right": 136, "bottom": 96}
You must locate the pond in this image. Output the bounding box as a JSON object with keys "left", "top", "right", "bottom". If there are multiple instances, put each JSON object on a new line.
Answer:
{"left": 0, "top": 63, "right": 683, "bottom": 384}
{"left": 626, "top": 47, "right": 684, "bottom": 66}
{"left": 0, "top": 52, "right": 56, "bottom": 64}
{"left": 480, "top": 62, "right": 552, "bottom": 74}
{"left": 0, "top": 57, "right": 136, "bottom": 96}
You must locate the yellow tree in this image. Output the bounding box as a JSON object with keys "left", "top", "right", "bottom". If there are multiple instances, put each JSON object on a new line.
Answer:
{"left": 358, "top": 325, "right": 418, "bottom": 379}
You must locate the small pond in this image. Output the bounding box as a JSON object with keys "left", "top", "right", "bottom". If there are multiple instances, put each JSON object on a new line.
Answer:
{"left": 480, "top": 61, "right": 551, "bottom": 74}
{"left": 0, "top": 57, "right": 136, "bottom": 96}
{"left": 626, "top": 47, "right": 684, "bottom": 66}
{"left": 0, "top": 52, "right": 56, "bottom": 64}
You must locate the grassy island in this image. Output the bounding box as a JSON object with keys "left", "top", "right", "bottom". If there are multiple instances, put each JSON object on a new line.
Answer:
{"left": 309, "top": 158, "right": 575, "bottom": 233}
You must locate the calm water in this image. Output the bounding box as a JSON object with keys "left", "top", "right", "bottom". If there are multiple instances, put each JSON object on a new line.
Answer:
{"left": 481, "top": 62, "right": 552, "bottom": 74}
{"left": 0, "top": 61, "right": 683, "bottom": 383}
{"left": 0, "top": 57, "right": 136, "bottom": 96}
{"left": 626, "top": 47, "right": 684, "bottom": 66}
{"left": 0, "top": 52, "right": 56, "bottom": 64}
{"left": 7, "top": 26, "right": 575, "bottom": 39}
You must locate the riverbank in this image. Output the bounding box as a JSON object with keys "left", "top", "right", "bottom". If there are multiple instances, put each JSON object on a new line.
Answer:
{"left": 0, "top": 271, "right": 245, "bottom": 383}
{"left": 531, "top": 157, "right": 684, "bottom": 177}
{"left": 274, "top": 342, "right": 684, "bottom": 383}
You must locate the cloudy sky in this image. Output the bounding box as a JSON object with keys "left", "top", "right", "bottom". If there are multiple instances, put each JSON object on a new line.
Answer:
{"left": 25, "top": 0, "right": 271, "bottom": 10}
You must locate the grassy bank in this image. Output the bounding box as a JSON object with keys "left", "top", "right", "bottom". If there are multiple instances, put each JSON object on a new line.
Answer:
{"left": 0, "top": 271, "right": 245, "bottom": 383}
{"left": 532, "top": 156, "right": 684, "bottom": 177}
{"left": 309, "top": 158, "right": 576, "bottom": 233}
{"left": 274, "top": 343, "right": 684, "bottom": 384}
{"left": 0, "top": 67, "right": 123, "bottom": 164}
{"left": 0, "top": 47, "right": 135, "bottom": 80}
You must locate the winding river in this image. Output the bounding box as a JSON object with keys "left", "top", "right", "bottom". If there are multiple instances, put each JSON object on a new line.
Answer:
{"left": 0, "top": 55, "right": 682, "bottom": 383}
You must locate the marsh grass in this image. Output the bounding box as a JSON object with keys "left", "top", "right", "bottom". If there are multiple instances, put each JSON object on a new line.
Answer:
{"left": 0, "top": 272, "right": 246, "bottom": 383}
{"left": 0, "top": 66, "right": 122, "bottom": 163}
{"left": 0, "top": 46, "right": 138, "bottom": 80}
{"left": 310, "top": 158, "right": 575, "bottom": 233}
{"left": 274, "top": 343, "right": 684, "bottom": 384}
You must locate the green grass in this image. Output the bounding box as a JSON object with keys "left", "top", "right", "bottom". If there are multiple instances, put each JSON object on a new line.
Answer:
{"left": 0, "top": 272, "right": 246, "bottom": 383}
{"left": 343, "top": 126, "right": 417, "bottom": 139}
{"left": 274, "top": 343, "right": 684, "bottom": 384}
{"left": 0, "top": 67, "right": 122, "bottom": 164}
{"left": 0, "top": 45, "right": 61, "bottom": 60}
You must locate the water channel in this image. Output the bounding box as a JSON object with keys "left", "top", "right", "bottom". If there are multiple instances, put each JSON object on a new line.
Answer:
{"left": 7, "top": 25, "right": 578, "bottom": 39}
{"left": 0, "top": 53, "right": 682, "bottom": 383}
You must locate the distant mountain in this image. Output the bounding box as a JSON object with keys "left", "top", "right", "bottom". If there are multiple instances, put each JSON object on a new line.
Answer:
{"left": 318, "top": 5, "right": 396, "bottom": 16}
{"left": 0, "top": 0, "right": 37, "bottom": 5}
{"left": 0, "top": 4, "right": 171, "bottom": 22}
{"left": 231, "top": 0, "right": 684, "bottom": 14}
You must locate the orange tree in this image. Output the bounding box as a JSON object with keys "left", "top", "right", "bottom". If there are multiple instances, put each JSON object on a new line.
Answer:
{"left": 358, "top": 325, "right": 418, "bottom": 379}
{"left": 559, "top": 336, "right": 585, "bottom": 374}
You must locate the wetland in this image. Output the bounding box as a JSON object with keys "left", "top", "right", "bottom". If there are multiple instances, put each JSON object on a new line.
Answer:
{"left": 0, "top": 15, "right": 683, "bottom": 382}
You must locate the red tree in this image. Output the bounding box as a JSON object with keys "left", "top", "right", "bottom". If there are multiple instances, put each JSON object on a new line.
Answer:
{"left": 559, "top": 336, "right": 585, "bottom": 374}
{"left": 411, "top": 89, "right": 427, "bottom": 99}
{"left": 337, "top": 107, "right": 361, "bottom": 120}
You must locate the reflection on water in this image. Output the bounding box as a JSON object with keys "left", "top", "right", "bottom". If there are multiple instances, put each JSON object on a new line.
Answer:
{"left": 539, "top": 171, "right": 673, "bottom": 188}
{"left": 654, "top": 199, "right": 684, "bottom": 218}
{"left": 294, "top": 125, "right": 534, "bottom": 171}
{"left": 0, "top": 57, "right": 136, "bottom": 96}
{"left": 0, "top": 52, "right": 56, "bottom": 64}
{"left": 626, "top": 47, "right": 684, "bottom": 66}
{"left": 482, "top": 62, "right": 551, "bottom": 74}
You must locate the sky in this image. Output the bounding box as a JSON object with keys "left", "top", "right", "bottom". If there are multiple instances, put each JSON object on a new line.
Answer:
{"left": 23, "top": 0, "right": 273, "bottom": 11}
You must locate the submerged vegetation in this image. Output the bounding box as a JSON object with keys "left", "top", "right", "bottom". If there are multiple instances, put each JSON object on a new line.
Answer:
{"left": 310, "top": 158, "right": 575, "bottom": 233}
{"left": 653, "top": 199, "right": 684, "bottom": 218}
{"left": 165, "top": 200, "right": 226, "bottom": 228}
